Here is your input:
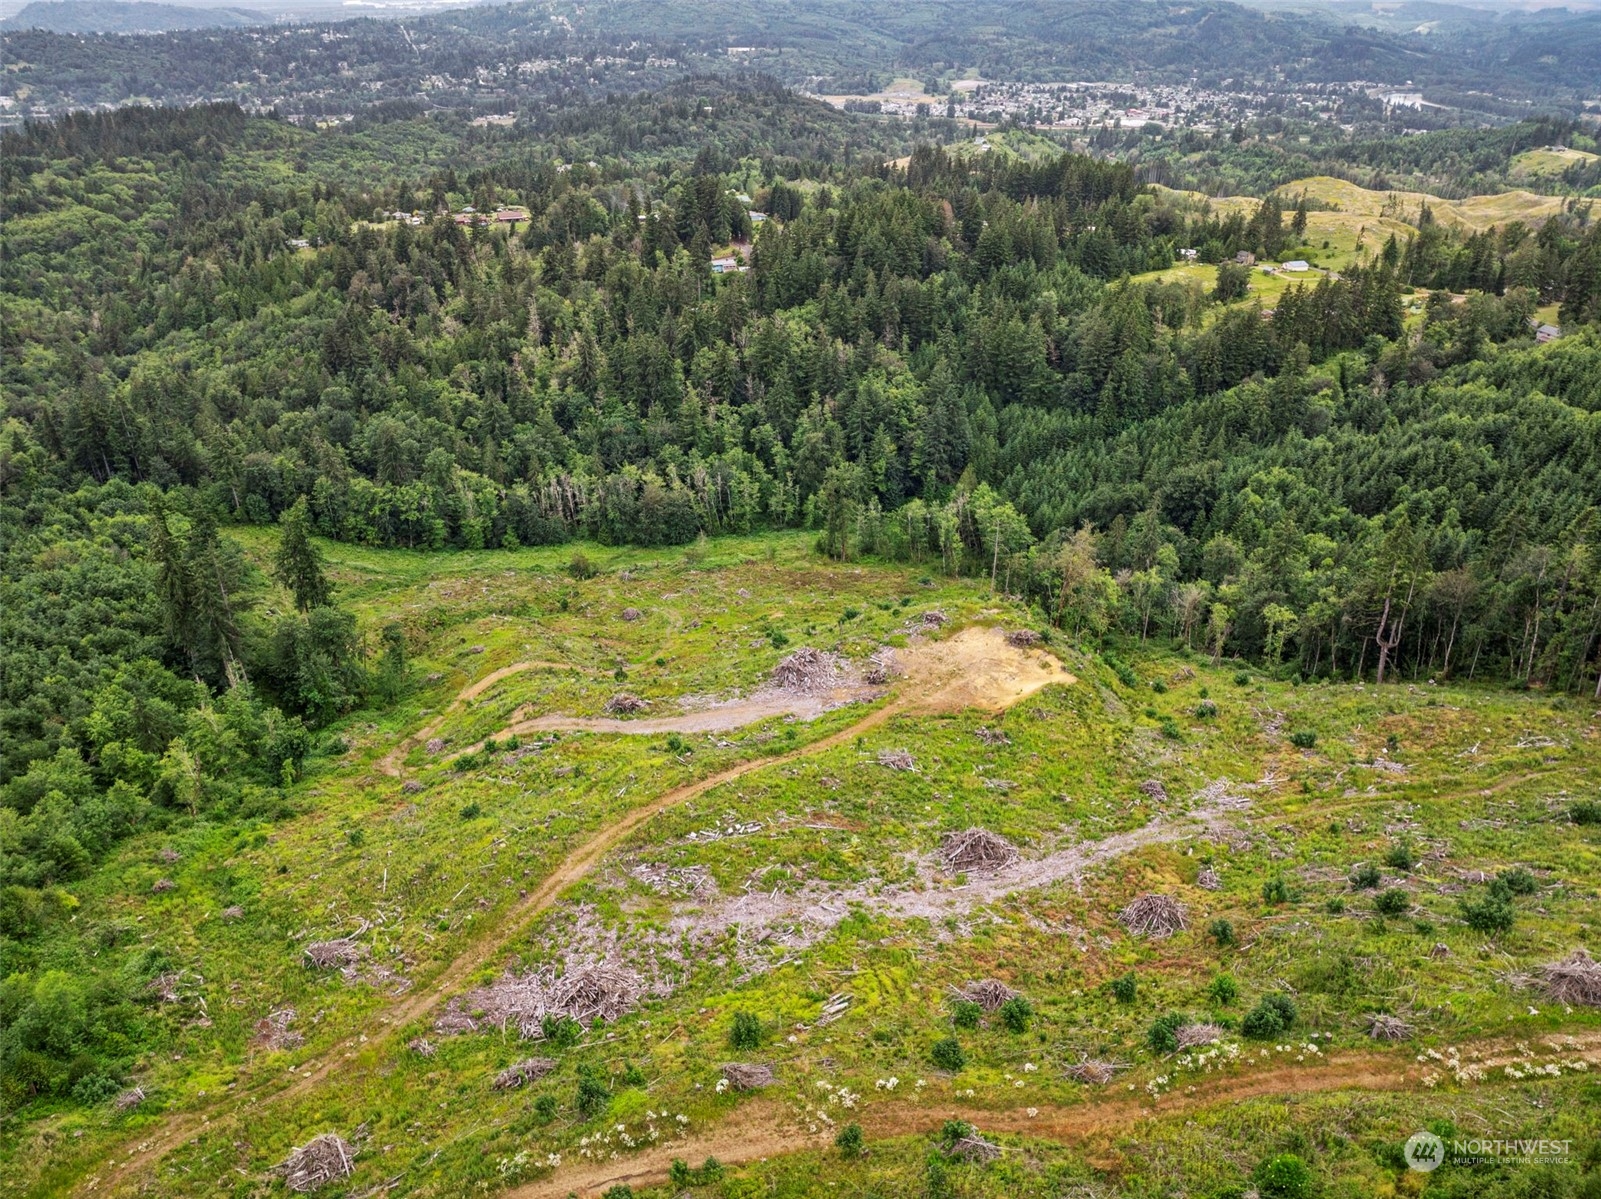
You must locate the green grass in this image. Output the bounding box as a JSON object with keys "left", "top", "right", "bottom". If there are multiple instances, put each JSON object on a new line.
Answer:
{"left": 6, "top": 536, "right": 1599, "bottom": 1199}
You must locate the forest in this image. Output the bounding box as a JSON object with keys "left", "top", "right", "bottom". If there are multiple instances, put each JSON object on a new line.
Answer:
{"left": 3, "top": 89, "right": 1601, "bottom": 1116}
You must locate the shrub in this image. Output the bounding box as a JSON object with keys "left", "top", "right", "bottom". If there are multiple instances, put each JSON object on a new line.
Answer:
{"left": 1242, "top": 994, "right": 1297, "bottom": 1039}
{"left": 999, "top": 995, "right": 1033, "bottom": 1033}
{"left": 1160, "top": 717, "right": 1183, "bottom": 740}
{"left": 1194, "top": 700, "right": 1219, "bottom": 719}
{"left": 532, "top": 1094, "right": 558, "bottom": 1123}
{"left": 1148, "top": 1012, "right": 1188, "bottom": 1054}
{"left": 603, "top": 1186, "right": 635, "bottom": 1199}
{"left": 1233, "top": 671, "right": 1252, "bottom": 686}
{"left": 1349, "top": 863, "right": 1381, "bottom": 890}
{"left": 345, "top": 828, "right": 364, "bottom": 847}
{"left": 1152, "top": 679, "right": 1168, "bottom": 694}
{"left": 950, "top": 999, "right": 982, "bottom": 1030}
{"left": 482, "top": 737, "right": 498, "bottom": 753}
{"left": 1209, "top": 918, "right": 1236, "bottom": 947}
{"left": 1110, "top": 973, "right": 1138, "bottom": 1003}
{"left": 575, "top": 1064, "right": 611, "bottom": 1117}
{"left": 1325, "top": 897, "right": 1345, "bottom": 914}
{"left": 459, "top": 802, "right": 482, "bottom": 820}
{"left": 1461, "top": 891, "right": 1515, "bottom": 933}
{"left": 1384, "top": 842, "right": 1416, "bottom": 872}
{"left": 929, "top": 1037, "right": 966, "bottom": 1072}
{"left": 1289, "top": 731, "right": 1316, "bottom": 749}
{"left": 937, "top": 1119, "right": 974, "bottom": 1148}
{"left": 668, "top": 1158, "right": 725, "bottom": 1186}
{"left": 1374, "top": 889, "right": 1410, "bottom": 917}
{"left": 1570, "top": 800, "right": 1601, "bottom": 826}
{"left": 71, "top": 1073, "right": 120, "bottom": 1105}
{"left": 836, "top": 1122, "right": 864, "bottom": 1158}
{"left": 1262, "top": 877, "right": 1289, "bottom": 905}
{"left": 1497, "top": 867, "right": 1537, "bottom": 895}
{"left": 542, "top": 1015, "right": 583, "bottom": 1047}
{"left": 621, "top": 1063, "right": 646, "bottom": 1087}
{"left": 1254, "top": 1152, "right": 1315, "bottom": 1199}
{"left": 767, "top": 629, "right": 789, "bottom": 649}
{"left": 729, "top": 1011, "right": 765, "bottom": 1050}
{"left": 567, "top": 552, "right": 597, "bottom": 580}
{"left": 1209, "top": 974, "right": 1239, "bottom": 1005}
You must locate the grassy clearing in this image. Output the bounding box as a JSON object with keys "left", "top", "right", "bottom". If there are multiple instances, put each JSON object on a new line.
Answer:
{"left": 7, "top": 537, "right": 1599, "bottom": 1199}
{"left": 1512, "top": 146, "right": 1599, "bottom": 179}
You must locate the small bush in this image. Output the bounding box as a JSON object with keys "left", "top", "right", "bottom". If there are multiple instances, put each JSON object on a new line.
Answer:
{"left": 1194, "top": 700, "right": 1219, "bottom": 719}
{"left": 1233, "top": 671, "right": 1252, "bottom": 686}
{"left": 345, "top": 828, "right": 364, "bottom": 847}
{"left": 1110, "top": 973, "right": 1138, "bottom": 1003}
{"left": 1242, "top": 994, "right": 1297, "bottom": 1039}
{"left": 603, "top": 1186, "right": 635, "bottom": 1199}
{"left": 1209, "top": 974, "right": 1239, "bottom": 1005}
{"left": 621, "top": 1063, "right": 646, "bottom": 1087}
{"left": 482, "top": 737, "right": 498, "bottom": 753}
{"left": 1289, "top": 731, "right": 1316, "bottom": 749}
{"left": 1152, "top": 679, "right": 1168, "bottom": 694}
{"left": 937, "top": 1119, "right": 975, "bottom": 1148}
{"left": 948, "top": 998, "right": 982, "bottom": 1030}
{"left": 542, "top": 1015, "right": 583, "bottom": 1048}
{"left": 1262, "top": 877, "right": 1289, "bottom": 905}
{"left": 999, "top": 995, "right": 1033, "bottom": 1033}
{"left": 836, "top": 1122, "right": 864, "bottom": 1158}
{"left": 459, "top": 802, "right": 482, "bottom": 821}
{"left": 1148, "top": 1012, "right": 1188, "bottom": 1054}
{"left": 71, "top": 1073, "right": 120, "bottom": 1105}
{"left": 930, "top": 1037, "right": 966, "bottom": 1072}
{"left": 567, "top": 552, "right": 597, "bottom": 580}
{"left": 1570, "top": 800, "right": 1601, "bottom": 826}
{"left": 1254, "top": 1152, "right": 1315, "bottom": 1199}
{"left": 1461, "top": 890, "right": 1515, "bottom": 933}
{"left": 1497, "top": 867, "right": 1537, "bottom": 895}
{"left": 668, "top": 1158, "right": 725, "bottom": 1186}
{"left": 1160, "top": 717, "right": 1183, "bottom": 740}
{"left": 1209, "top": 918, "right": 1236, "bottom": 947}
{"left": 1374, "top": 889, "right": 1410, "bottom": 917}
{"left": 1349, "top": 863, "right": 1381, "bottom": 890}
{"left": 729, "top": 1011, "right": 765, "bottom": 1051}
{"left": 768, "top": 629, "right": 789, "bottom": 649}
{"left": 1384, "top": 842, "right": 1416, "bottom": 872}
{"left": 575, "top": 1064, "right": 611, "bottom": 1117}
{"left": 1325, "top": 897, "right": 1345, "bottom": 914}
{"left": 532, "top": 1094, "right": 558, "bottom": 1123}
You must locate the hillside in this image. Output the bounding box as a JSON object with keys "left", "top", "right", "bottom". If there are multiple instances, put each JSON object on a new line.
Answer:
{"left": 0, "top": 0, "right": 264, "bottom": 31}
{"left": 3, "top": 534, "right": 1599, "bottom": 1198}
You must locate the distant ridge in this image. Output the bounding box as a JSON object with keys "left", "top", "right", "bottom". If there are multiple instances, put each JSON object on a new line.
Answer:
{"left": 0, "top": 0, "right": 267, "bottom": 33}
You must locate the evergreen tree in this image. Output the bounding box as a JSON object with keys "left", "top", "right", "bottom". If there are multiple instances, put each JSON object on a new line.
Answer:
{"left": 274, "top": 497, "right": 333, "bottom": 613}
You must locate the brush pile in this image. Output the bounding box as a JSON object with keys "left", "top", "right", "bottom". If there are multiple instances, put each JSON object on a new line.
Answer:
{"left": 401, "top": 779, "right": 424, "bottom": 795}
{"left": 113, "top": 1086, "right": 146, "bottom": 1111}
{"left": 221, "top": 904, "right": 245, "bottom": 920}
{"left": 1064, "top": 1058, "right": 1127, "bottom": 1085}
{"left": 1174, "top": 1022, "right": 1225, "bottom": 1050}
{"left": 442, "top": 963, "right": 643, "bottom": 1039}
{"left": 604, "top": 692, "right": 649, "bottom": 714}
{"left": 425, "top": 738, "right": 446, "bottom": 754}
{"left": 956, "top": 979, "right": 1018, "bottom": 1012}
{"left": 1006, "top": 629, "right": 1040, "bottom": 648}
{"left": 771, "top": 647, "right": 844, "bottom": 695}
{"left": 946, "top": 1132, "right": 1002, "bottom": 1163}
{"left": 255, "top": 1008, "right": 303, "bottom": 1050}
{"left": 277, "top": 1133, "right": 356, "bottom": 1193}
{"left": 1139, "top": 779, "right": 1169, "bottom": 804}
{"left": 550, "top": 964, "right": 641, "bottom": 1023}
{"left": 1365, "top": 1013, "right": 1413, "bottom": 1041}
{"left": 408, "top": 1037, "right": 437, "bottom": 1057}
{"left": 917, "top": 610, "right": 948, "bottom": 629}
{"left": 620, "top": 607, "right": 642, "bottom": 622}
{"left": 721, "top": 1062, "right": 776, "bottom": 1091}
{"left": 493, "top": 1057, "right": 556, "bottom": 1090}
{"left": 304, "top": 936, "right": 369, "bottom": 974}
{"left": 865, "top": 647, "right": 899, "bottom": 685}
{"left": 1541, "top": 949, "right": 1601, "bottom": 1007}
{"left": 152, "top": 878, "right": 175, "bottom": 893}
{"left": 877, "top": 748, "right": 917, "bottom": 772}
{"left": 1119, "top": 893, "right": 1188, "bottom": 938}
{"left": 1196, "top": 866, "right": 1221, "bottom": 891}
{"left": 939, "top": 828, "right": 1019, "bottom": 874}
{"left": 975, "top": 727, "right": 1011, "bottom": 746}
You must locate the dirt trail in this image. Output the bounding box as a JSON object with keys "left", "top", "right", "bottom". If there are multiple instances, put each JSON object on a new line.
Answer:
{"left": 377, "top": 659, "right": 595, "bottom": 776}
{"left": 91, "top": 628, "right": 1068, "bottom": 1196}
{"left": 511, "top": 1030, "right": 1601, "bottom": 1198}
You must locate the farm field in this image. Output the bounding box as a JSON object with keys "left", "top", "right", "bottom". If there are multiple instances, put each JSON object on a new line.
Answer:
{"left": 7, "top": 534, "right": 1598, "bottom": 1199}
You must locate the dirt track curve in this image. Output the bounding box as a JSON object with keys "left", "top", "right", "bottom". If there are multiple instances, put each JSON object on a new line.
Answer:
{"left": 509, "top": 1030, "right": 1601, "bottom": 1198}
{"left": 89, "top": 628, "right": 1069, "bottom": 1195}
